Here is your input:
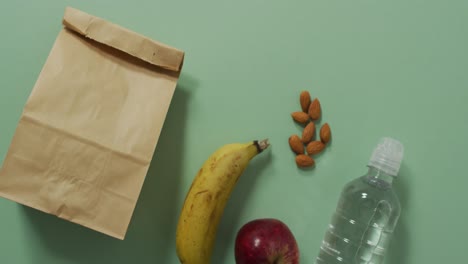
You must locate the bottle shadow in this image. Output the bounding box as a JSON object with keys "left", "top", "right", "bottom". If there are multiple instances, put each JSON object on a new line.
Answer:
{"left": 386, "top": 163, "right": 411, "bottom": 264}
{"left": 211, "top": 148, "right": 273, "bottom": 263}
{"left": 21, "top": 74, "right": 197, "bottom": 264}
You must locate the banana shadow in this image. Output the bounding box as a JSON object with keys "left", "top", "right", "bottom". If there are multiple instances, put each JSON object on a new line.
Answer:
{"left": 386, "top": 163, "right": 411, "bottom": 264}
{"left": 21, "top": 74, "right": 197, "bottom": 264}
{"left": 211, "top": 149, "right": 273, "bottom": 263}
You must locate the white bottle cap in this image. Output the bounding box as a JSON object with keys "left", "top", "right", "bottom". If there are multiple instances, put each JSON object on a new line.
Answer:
{"left": 368, "top": 137, "right": 404, "bottom": 177}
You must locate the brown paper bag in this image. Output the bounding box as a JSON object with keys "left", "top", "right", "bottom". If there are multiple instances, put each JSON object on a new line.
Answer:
{"left": 0, "top": 7, "right": 184, "bottom": 239}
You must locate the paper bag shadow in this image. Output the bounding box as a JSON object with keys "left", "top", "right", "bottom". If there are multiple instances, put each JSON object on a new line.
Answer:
{"left": 22, "top": 75, "right": 196, "bottom": 264}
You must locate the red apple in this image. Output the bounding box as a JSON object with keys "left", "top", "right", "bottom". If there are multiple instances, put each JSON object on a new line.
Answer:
{"left": 235, "top": 218, "right": 300, "bottom": 264}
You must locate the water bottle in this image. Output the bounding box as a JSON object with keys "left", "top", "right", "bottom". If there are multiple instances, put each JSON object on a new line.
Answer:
{"left": 315, "top": 137, "right": 404, "bottom": 264}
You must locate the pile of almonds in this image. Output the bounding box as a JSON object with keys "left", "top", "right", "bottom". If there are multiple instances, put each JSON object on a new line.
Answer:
{"left": 289, "top": 91, "right": 331, "bottom": 167}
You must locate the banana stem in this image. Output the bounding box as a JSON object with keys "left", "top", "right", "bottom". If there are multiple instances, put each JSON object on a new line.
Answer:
{"left": 255, "top": 139, "right": 270, "bottom": 153}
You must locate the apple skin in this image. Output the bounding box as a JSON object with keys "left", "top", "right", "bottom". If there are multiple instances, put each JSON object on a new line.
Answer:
{"left": 235, "top": 218, "right": 300, "bottom": 264}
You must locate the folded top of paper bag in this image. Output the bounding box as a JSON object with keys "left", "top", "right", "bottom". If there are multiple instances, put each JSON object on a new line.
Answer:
{"left": 63, "top": 7, "right": 184, "bottom": 71}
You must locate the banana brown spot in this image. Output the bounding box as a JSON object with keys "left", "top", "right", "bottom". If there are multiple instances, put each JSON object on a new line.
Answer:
{"left": 204, "top": 193, "right": 212, "bottom": 204}
{"left": 194, "top": 190, "right": 208, "bottom": 196}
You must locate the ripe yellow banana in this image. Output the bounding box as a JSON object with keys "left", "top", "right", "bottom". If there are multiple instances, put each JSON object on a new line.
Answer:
{"left": 176, "top": 139, "right": 270, "bottom": 264}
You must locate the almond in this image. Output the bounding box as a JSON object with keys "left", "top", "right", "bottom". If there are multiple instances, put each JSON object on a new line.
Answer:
{"left": 289, "top": 135, "right": 304, "bottom": 155}
{"left": 320, "top": 123, "right": 331, "bottom": 144}
{"left": 308, "top": 98, "right": 321, "bottom": 120}
{"left": 300, "top": 91, "right": 311, "bottom": 112}
{"left": 306, "top": 141, "right": 325, "bottom": 155}
{"left": 301, "top": 122, "right": 315, "bottom": 144}
{"left": 295, "top": 154, "right": 315, "bottom": 167}
{"left": 291, "top": 111, "right": 309, "bottom": 124}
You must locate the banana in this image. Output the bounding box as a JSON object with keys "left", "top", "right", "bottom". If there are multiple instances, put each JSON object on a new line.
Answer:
{"left": 176, "top": 139, "right": 270, "bottom": 264}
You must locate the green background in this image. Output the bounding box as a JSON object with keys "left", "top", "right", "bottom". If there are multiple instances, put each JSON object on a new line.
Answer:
{"left": 1, "top": 0, "right": 467, "bottom": 263}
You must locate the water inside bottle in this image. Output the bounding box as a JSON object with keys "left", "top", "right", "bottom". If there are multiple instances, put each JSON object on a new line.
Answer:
{"left": 316, "top": 168, "right": 401, "bottom": 264}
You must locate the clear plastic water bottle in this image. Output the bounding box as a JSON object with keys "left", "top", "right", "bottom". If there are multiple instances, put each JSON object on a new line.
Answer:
{"left": 315, "top": 137, "right": 404, "bottom": 264}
